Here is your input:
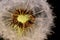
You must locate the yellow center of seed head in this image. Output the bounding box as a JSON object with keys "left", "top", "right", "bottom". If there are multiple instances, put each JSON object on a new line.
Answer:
{"left": 17, "top": 14, "right": 30, "bottom": 24}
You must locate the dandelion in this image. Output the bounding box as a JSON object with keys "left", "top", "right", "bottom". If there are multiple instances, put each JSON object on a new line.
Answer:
{"left": 0, "top": 0, "right": 55, "bottom": 40}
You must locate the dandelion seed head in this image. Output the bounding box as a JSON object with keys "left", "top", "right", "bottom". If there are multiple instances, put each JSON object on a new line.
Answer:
{"left": 0, "top": 0, "right": 55, "bottom": 40}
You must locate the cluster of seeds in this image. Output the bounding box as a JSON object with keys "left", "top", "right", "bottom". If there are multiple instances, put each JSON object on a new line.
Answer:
{"left": 11, "top": 9, "right": 35, "bottom": 29}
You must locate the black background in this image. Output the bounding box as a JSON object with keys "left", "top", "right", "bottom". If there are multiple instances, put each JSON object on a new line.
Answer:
{"left": 47, "top": 0, "right": 57, "bottom": 40}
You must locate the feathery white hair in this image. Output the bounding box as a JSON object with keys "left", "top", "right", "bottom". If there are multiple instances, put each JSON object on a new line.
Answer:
{"left": 0, "top": 0, "right": 54, "bottom": 40}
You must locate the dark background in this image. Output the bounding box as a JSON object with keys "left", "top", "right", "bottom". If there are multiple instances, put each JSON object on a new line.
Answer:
{"left": 47, "top": 0, "right": 57, "bottom": 40}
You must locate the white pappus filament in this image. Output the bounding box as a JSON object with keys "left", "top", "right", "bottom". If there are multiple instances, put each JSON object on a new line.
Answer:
{"left": 0, "top": 0, "right": 55, "bottom": 40}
